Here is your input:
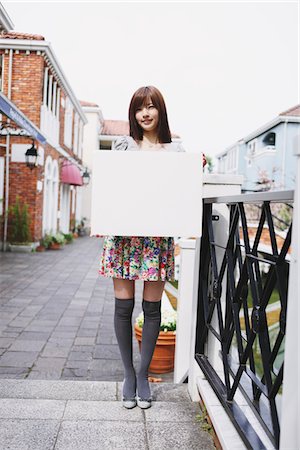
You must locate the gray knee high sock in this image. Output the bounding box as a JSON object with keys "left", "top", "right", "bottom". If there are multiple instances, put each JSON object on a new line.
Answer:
{"left": 137, "top": 299, "right": 161, "bottom": 400}
{"left": 114, "top": 298, "right": 136, "bottom": 399}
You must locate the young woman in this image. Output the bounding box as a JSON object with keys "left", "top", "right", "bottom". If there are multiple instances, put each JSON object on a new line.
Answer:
{"left": 99, "top": 86, "right": 205, "bottom": 409}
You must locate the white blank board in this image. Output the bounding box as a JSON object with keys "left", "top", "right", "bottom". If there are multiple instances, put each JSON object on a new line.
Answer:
{"left": 90, "top": 151, "right": 203, "bottom": 237}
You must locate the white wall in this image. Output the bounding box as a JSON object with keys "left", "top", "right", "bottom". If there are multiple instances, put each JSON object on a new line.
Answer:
{"left": 81, "top": 109, "right": 102, "bottom": 229}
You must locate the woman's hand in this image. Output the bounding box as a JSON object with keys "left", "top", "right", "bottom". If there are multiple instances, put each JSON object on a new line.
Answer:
{"left": 202, "top": 153, "right": 207, "bottom": 168}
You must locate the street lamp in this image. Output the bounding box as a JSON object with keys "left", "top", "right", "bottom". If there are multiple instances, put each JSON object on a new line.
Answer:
{"left": 82, "top": 168, "right": 90, "bottom": 185}
{"left": 25, "top": 140, "right": 38, "bottom": 169}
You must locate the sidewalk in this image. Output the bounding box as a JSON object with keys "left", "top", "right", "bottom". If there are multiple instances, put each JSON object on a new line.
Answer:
{"left": 0, "top": 379, "right": 214, "bottom": 449}
{"left": 0, "top": 237, "right": 215, "bottom": 449}
{"left": 0, "top": 236, "right": 170, "bottom": 381}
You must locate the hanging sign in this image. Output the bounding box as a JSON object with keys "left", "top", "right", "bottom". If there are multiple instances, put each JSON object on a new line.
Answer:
{"left": 0, "top": 92, "right": 46, "bottom": 144}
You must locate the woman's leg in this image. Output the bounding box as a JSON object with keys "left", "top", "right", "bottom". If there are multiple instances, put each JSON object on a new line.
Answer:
{"left": 137, "top": 280, "right": 165, "bottom": 404}
{"left": 113, "top": 279, "right": 136, "bottom": 403}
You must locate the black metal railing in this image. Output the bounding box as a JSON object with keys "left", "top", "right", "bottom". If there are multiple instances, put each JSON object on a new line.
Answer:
{"left": 195, "top": 190, "right": 294, "bottom": 450}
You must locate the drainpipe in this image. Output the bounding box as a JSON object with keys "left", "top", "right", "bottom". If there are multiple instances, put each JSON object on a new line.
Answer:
{"left": 2, "top": 49, "right": 13, "bottom": 251}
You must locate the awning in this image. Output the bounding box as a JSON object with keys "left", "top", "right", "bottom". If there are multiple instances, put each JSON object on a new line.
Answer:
{"left": 61, "top": 160, "right": 83, "bottom": 186}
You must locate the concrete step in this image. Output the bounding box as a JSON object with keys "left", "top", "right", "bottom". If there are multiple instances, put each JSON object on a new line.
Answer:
{"left": 0, "top": 379, "right": 215, "bottom": 450}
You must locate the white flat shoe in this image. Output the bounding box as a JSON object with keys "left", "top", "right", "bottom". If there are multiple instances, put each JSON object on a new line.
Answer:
{"left": 137, "top": 397, "right": 152, "bottom": 409}
{"left": 122, "top": 397, "right": 137, "bottom": 409}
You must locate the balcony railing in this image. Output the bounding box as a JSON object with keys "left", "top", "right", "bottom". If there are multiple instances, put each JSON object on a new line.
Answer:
{"left": 194, "top": 190, "right": 294, "bottom": 449}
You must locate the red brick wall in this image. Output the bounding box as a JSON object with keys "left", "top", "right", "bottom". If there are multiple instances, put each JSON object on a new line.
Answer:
{"left": 0, "top": 47, "right": 83, "bottom": 245}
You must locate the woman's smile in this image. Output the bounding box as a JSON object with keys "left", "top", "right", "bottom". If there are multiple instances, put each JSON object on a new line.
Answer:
{"left": 135, "top": 103, "right": 159, "bottom": 132}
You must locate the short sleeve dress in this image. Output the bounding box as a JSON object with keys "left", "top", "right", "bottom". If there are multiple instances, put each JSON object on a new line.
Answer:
{"left": 98, "top": 135, "right": 185, "bottom": 282}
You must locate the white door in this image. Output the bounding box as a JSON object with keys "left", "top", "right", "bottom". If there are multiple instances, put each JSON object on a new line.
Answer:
{"left": 60, "top": 184, "right": 70, "bottom": 233}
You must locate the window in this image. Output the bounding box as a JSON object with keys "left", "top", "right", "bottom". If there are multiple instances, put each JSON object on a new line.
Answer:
{"left": 248, "top": 139, "right": 257, "bottom": 156}
{"left": 73, "top": 113, "right": 79, "bottom": 155}
{"left": 263, "top": 132, "right": 276, "bottom": 146}
{"left": 78, "top": 121, "right": 83, "bottom": 159}
{"left": 218, "top": 155, "right": 227, "bottom": 173}
{"left": 64, "top": 97, "right": 73, "bottom": 148}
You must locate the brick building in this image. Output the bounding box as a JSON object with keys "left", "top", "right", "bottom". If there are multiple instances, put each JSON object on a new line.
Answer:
{"left": 0, "top": 23, "right": 87, "bottom": 250}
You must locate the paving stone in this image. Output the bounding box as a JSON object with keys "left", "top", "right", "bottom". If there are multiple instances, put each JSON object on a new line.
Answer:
{"left": 0, "top": 351, "right": 39, "bottom": 367}
{"left": 26, "top": 369, "right": 63, "bottom": 380}
{"left": 50, "top": 331, "right": 77, "bottom": 339}
{"left": 64, "top": 400, "right": 143, "bottom": 421}
{"left": 72, "top": 345, "right": 95, "bottom": 353}
{"left": 88, "top": 360, "right": 124, "bottom": 380}
{"left": 18, "top": 331, "right": 52, "bottom": 340}
{"left": 61, "top": 368, "right": 89, "bottom": 378}
{"left": 0, "top": 379, "right": 117, "bottom": 400}
{"left": 68, "top": 351, "right": 93, "bottom": 361}
{"left": 74, "top": 337, "right": 95, "bottom": 346}
{"left": 151, "top": 383, "right": 193, "bottom": 402}
{"left": 8, "top": 340, "right": 46, "bottom": 352}
{"left": 0, "top": 398, "right": 65, "bottom": 419}
{"left": 0, "top": 419, "right": 60, "bottom": 450}
{"left": 146, "top": 421, "right": 215, "bottom": 449}
{"left": 0, "top": 338, "right": 14, "bottom": 348}
{"left": 54, "top": 420, "right": 147, "bottom": 450}
{"left": 76, "top": 328, "right": 98, "bottom": 337}
{"left": 65, "top": 360, "right": 90, "bottom": 369}
{"left": 96, "top": 332, "right": 118, "bottom": 345}
{"left": 93, "top": 345, "right": 120, "bottom": 360}
{"left": 24, "top": 325, "right": 55, "bottom": 332}
{"left": 33, "top": 357, "right": 66, "bottom": 369}
{"left": 0, "top": 367, "right": 29, "bottom": 376}
{"left": 144, "top": 401, "right": 200, "bottom": 422}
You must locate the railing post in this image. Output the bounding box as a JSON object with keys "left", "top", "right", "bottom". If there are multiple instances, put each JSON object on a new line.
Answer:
{"left": 174, "top": 238, "right": 197, "bottom": 384}
{"left": 280, "top": 134, "right": 300, "bottom": 450}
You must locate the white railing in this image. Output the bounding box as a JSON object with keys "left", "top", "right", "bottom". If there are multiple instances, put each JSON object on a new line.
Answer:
{"left": 175, "top": 154, "right": 299, "bottom": 449}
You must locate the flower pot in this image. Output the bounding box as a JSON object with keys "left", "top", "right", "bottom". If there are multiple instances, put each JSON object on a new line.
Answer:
{"left": 8, "top": 243, "right": 34, "bottom": 253}
{"left": 134, "top": 323, "right": 176, "bottom": 374}
{"left": 49, "top": 242, "right": 61, "bottom": 250}
{"left": 36, "top": 245, "right": 46, "bottom": 252}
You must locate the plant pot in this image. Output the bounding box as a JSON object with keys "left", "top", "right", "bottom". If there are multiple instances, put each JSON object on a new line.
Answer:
{"left": 73, "top": 233, "right": 78, "bottom": 238}
{"left": 8, "top": 243, "right": 34, "bottom": 253}
{"left": 36, "top": 245, "right": 46, "bottom": 252}
{"left": 49, "top": 242, "right": 61, "bottom": 250}
{"left": 134, "top": 323, "right": 176, "bottom": 374}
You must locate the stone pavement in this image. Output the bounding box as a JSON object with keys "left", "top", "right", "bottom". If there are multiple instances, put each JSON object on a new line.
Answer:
{"left": 0, "top": 379, "right": 214, "bottom": 450}
{"left": 0, "top": 236, "right": 215, "bottom": 449}
{"left": 0, "top": 236, "right": 172, "bottom": 382}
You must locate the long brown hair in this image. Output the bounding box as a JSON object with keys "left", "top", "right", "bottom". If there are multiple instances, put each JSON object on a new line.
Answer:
{"left": 128, "top": 86, "right": 172, "bottom": 143}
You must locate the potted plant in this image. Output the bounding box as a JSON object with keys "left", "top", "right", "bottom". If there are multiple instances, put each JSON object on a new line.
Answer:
{"left": 49, "top": 232, "right": 66, "bottom": 250}
{"left": 36, "top": 237, "right": 46, "bottom": 252}
{"left": 63, "top": 232, "right": 74, "bottom": 244}
{"left": 134, "top": 308, "right": 177, "bottom": 374}
{"left": 35, "top": 234, "right": 53, "bottom": 251}
{"left": 76, "top": 217, "right": 87, "bottom": 236}
{"left": 8, "top": 196, "right": 34, "bottom": 252}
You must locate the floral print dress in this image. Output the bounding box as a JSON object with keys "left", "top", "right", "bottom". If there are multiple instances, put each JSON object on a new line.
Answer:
{"left": 99, "top": 136, "right": 185, "bottom": 282}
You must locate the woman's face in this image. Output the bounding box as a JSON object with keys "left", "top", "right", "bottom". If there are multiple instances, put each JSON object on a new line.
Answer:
{"left": 135, "top": 100, "right": 159, "bottom": 134}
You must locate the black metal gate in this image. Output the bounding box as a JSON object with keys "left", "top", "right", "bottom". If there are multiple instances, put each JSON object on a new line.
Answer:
{"left": 195, "top": 191, "right": 293, "bottom": 449}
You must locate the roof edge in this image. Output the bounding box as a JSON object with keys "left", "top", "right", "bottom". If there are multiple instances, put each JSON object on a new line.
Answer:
{"left": 0, "top": 4, "right": 14, "bottom": 31}
{"left": 0, "top": 38, "right": 87, "bottom": 124}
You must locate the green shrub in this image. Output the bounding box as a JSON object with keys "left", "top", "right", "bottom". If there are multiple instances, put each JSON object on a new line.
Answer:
{"left": 63, "top": 233, "right": 74, "bottom": 243}
{"left": 41, "top": 234, "right": 53, "bottom": 248}
{"left": 9, "top": 196, "right": 31, "bottom": 243}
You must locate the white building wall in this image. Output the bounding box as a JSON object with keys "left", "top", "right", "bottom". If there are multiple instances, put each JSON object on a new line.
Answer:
{"left": 81, "top": 108, "right": 103, "bottom": 231}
